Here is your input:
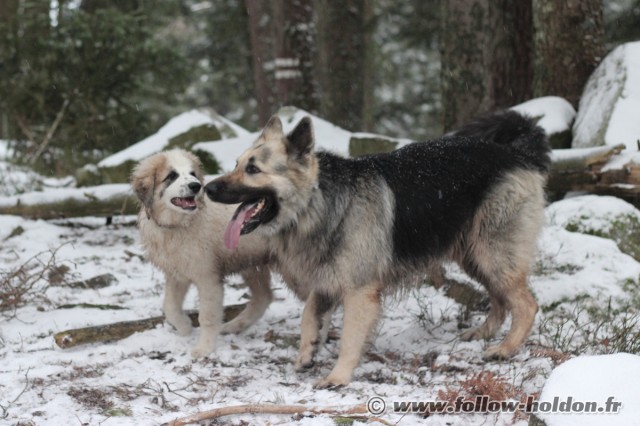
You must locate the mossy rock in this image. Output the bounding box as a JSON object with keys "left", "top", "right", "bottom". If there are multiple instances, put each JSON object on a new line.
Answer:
{"left": 76, "top": 124, "right": 223, "bottom": 186}
{"left": 349, "top": 136, "right": 397, "bottom": 157}
{"left": 548, "top": 129, "right": 572, "bottom": 149}
{"left": 166, "top": 123, "right": 222, "bottom": 150}
{"left": 565, "top": 212, "right": 640, "bottom": 261}
{"left": 193, "top": 148, "right": 220, "bottom": 175}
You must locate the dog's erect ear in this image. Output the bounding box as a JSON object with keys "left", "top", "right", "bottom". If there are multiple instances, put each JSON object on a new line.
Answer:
{"left": 260, "top": 115, "right": 284, "bottom": 142}
{"left": 285, "top": 117, "right": 314, "bottom": 161}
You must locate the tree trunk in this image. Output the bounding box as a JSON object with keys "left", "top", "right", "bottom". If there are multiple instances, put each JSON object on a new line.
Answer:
{"left": 274, "top": 0, "right": 320, "bottom": 114}
{"left": 245, "top": 0, "right": 278, "bottom": 125}
{"left": 486, "top": 0, "right": 533, "bottom": 110}
{"left": 441, "top": 0, "right": 490, "bottom": 132}
{"left": 441, "top": 0, "right": 534, "bottom": 131}
{"left": 532, "top": 0, "right": 604, "bottom": 108}
{"left": 317, "top": 0, "right": 371, "bottom": 131}
{"left": 80, "top": 0, "right": 141, "bottom": 13}
{"left": 0, "top": 0, "right": 19, "bottom": 140}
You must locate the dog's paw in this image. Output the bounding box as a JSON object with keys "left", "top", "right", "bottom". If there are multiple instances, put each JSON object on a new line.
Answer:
{"left": 166, "top": 314, "right": 193, "bottom": 336}
{"left": 220, "top": 319, "right": 248, "bottom": 335}
{"left": 294, "top": 357, "right": 315, "bottom": 371}
{"left": 314, "top": 375, "right": 348, "bottom": 390}
{"left": 460, "top": 326, "right": 487, "bottom": 342}
{"left": 294, "top": 349, "right": 316, "bottom": 371}
{"left": 191, "top": 342, "right": 215, "bottom": 358}
{"left": 482, "top": 345, "right": 513, "bottom": 360}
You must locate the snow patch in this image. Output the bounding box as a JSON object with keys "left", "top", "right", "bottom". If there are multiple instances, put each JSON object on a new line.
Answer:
{"left": 538, "top": 353, "right": 640, "bottom": 426}
{"left": 510, "top": 96, "right": 576, "bottom": 135}
{"left": 99, "top": 109, "right": 248, "bottom": 168}
{"left": 573, "top": 41, "right": 640, "bottom": 150}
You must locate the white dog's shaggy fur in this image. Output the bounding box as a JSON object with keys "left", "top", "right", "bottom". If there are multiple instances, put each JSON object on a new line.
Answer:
{"left": 131, "top": 149, "right": 272, "bottom": 357}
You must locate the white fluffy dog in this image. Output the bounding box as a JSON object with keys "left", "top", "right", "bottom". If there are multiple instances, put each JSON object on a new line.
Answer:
{"left": 131, "top": 149, "right": 272, "bottom": 357}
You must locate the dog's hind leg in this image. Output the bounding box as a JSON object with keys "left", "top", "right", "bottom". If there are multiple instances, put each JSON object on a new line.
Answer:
{"left": 163, "top": 276, "right": 193, "bottom": 336}
{"left": 315, "top": 282, "right": 382, "bottom": 389}
{"left": 483, "top": 275, "right": 537, "bottom": 359}
{"left": 295, "top": 291, "right": 335, "bottom": 371}
{"left": 221, "top": 266, "right": 273, "bottom": 334}
{"left": 460, "top": 293, "right": 507, "bottom": 341}
{"left": 460, "top": 170, "right": 543, "bottom": 358}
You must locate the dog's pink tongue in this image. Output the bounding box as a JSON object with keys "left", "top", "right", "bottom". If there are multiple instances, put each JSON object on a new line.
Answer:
{"left": 224, "top": 204, "right": 254, "bottom": 250}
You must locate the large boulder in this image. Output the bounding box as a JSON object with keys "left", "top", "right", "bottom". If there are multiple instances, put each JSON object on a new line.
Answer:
{"left": 573, "top": 41, "right": 640, "bottom": 150}
{"left": 76, "top": 109, "right": 247, "bottom": 186}
{"left": 546, "top": 195, "right": 640, "bottom": 262}
{"left": 511, "top": 96, "right": 576, "bottom": 149}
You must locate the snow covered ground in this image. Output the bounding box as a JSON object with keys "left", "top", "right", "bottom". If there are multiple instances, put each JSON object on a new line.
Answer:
{"left": 2, "top": 124, "right": 640, "bottom": 425}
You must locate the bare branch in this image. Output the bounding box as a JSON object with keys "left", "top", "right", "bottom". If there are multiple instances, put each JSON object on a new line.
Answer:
{"left": 163, "top": 403, "right": 386, "bottom": 426}
{"left": 27, "top": 98, "right": 71, "bottom": 165}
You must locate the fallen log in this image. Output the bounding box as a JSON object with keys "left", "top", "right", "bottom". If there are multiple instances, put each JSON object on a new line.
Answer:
{"left": 53, "top": 304, "right": 246, "bottom": 349}
{"left": 0, "top": 194, "right": 138, "bottom": 220}
{"left": 548, "top": 144, "right": 640, "bottom": 201}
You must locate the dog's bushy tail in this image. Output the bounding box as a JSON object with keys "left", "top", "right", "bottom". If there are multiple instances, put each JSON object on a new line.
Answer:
{"left": 454, "top": 110, "right": 551, "bottom": 173}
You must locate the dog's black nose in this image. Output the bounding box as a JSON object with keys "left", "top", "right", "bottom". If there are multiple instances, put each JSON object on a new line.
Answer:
{"left": 188, "top": 182, "right": 202, "bottom": 193}
{"left": 204, "top": 180, "right": 223, "bottom": 199}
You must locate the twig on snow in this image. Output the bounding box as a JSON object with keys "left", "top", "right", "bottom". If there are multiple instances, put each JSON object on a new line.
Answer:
{"left": 164, "top": 403, "right": 394, "bottom": 425}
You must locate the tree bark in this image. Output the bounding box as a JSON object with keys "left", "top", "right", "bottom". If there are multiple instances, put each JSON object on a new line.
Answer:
{"left": 80, "top": 0, "right": 141, "bottom": 13}
{"left": 0, "top": 0, "right": 19, "bottom": 140}
{"left": 441, "top": 0, "right": 490, "bottom": 132}
{"left": 532, "top": 0, "right": 604, "bottom": 108}
{"left": 245, "top": 0, "right": 278, "bottom": 125}
{"left": 441, "top": 0, "right": 534, "bottom": 131}
{"left": 486, "top": 0, "right": 533, "bottom": 110}
{"left": 274, "top": 0, "right": 320, "bottom": 114}
{"left": 317, "top": 0, "right": 371, "bottom": 131}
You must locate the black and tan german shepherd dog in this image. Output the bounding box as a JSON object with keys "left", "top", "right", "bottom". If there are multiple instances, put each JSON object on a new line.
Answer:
{"left": 205, "top": 111, "right": 550, "bottom": 388}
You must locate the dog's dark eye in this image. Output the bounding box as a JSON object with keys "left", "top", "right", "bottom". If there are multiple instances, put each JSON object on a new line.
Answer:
{"left": 245, "top": 164, "right": 261, "bottom": 175}
{"left": 164, "top": 171, "right": 178, "bottom": 182}
{"left": 190, "top": 171, "right": 197, "bottom": 177}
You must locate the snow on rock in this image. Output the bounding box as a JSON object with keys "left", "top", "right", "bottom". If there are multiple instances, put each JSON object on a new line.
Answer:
{"left": 531, "top": 195, "right": 640, "bottom": 307}
{"left": 532, "top": 225, "right": 640, "bottom": 307}
{"left": 99, "top": 109, "right": 248, "bottom": 168}
{"left": 573, "top": 41, "right": 640, "bottom": 150}
{"left": 537, "top": 353, "right": 640, "bottom": 426}
{"left": 546, "top": 195, "right": 640, "bottom": 235}
{"left": 510, "top": 96, "right": 576, "bottom": 137}
{"left": 545, "top": 194, "right": 640, "bottom": 261}
{"left": 195, "top": 106, "right": 410, "bottom": 172}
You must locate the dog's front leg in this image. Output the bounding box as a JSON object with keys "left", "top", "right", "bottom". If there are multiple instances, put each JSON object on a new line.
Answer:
{"left": 191, "top": 275, "right": 224, "bottom": 358}
{"left": 315, "top": 282, "right": 381, "bottom": 389}
{"left": 295, "top": 291, "right": 334, "bottom": 370}
{"left": 163, "top": 275, "right": 192, "bottom": 336}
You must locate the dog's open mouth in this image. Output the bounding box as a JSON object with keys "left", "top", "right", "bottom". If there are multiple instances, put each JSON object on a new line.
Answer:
{"left": 171, "top": 197, "right": 197, "bottom": 211}
{"left": 224, "top": 197, "right": 273, "bottom": 250}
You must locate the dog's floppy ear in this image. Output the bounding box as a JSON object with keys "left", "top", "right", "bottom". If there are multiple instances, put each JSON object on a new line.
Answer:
{"left": 130, "top": 159, "right": 157, "bottom": 210}
{"left": 286, "top": 117, "right": 314, "bottom": 162}
{"left": 260, "top": 115, "right": 284, "bottom": 142}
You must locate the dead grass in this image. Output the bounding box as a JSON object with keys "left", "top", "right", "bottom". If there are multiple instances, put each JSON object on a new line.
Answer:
{"left": 437, "top": 371, "right": 530, "bottom": 421}
{"left": 0, "top": 246, "right": 68, "bottom": 319}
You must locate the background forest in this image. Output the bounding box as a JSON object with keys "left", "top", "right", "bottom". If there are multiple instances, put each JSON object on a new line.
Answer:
{"left": 0, "top": 0, "right": 639, "bottom": 175}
